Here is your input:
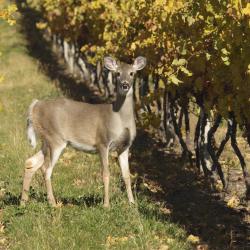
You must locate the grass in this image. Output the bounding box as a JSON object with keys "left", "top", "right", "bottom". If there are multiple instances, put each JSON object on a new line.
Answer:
{"left": 0, "top": 9, "right": 191, "bottom": 250}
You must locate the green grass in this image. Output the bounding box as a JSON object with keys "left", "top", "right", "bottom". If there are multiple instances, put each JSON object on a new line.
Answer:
{"left": 0, "top": 12, "right": 191, "bottom": 250}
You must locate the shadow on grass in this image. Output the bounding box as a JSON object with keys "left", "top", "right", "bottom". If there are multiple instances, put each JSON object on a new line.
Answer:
{"left": 132, "top": 131, "right": 249, "bottom": 250}
{"left": 16, "top": 2, "right": 249, "bottom": 250}
{"left": 1, "top": 191, "right": 46, "bottom": 206}
{"left": 16, "top": 1, "right": 104, "bottom": 104}
{"left": 1, "top": 191, "right": 102, "bottom": 208}
{"left": 1, "top": 192, "right": 20, "bottom": 206}
{"left": 60, "top": 195, "right": 102, "bottom": 207}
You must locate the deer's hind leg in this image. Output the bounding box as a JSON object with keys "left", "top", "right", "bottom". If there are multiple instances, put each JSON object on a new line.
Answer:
{"left": 21, "top": 150, "right": 44, "bottom": 205}
{"left": 41, "top": 141, "right": 66, "bottom": 206}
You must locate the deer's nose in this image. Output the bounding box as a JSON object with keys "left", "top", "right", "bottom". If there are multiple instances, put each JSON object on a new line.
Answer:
{"left": 121, "top": 82, "right": 129, "bottom": 91}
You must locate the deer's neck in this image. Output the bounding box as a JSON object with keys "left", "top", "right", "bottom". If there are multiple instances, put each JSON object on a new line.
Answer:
{"left": 112, "top": 90, "right": 134, "bottom": 120}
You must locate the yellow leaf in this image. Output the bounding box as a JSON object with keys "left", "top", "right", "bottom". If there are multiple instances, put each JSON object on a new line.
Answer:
{"left": 187, "top": 234, "right": 200, "bottom": 244}
{"left": 0, "top": 102, "right": 3, "bottom": 112}
{"left": 131, "top": 42, "right": 136, "bottom": 51}
{"left": 55, "top": 201, "right": 63, "bottom": 208}
{"left": 221, "top": 48, "right": 230, "bottom": 55}
{"left": 158, "top": 245, "right": 169, "bottom": 250}
{"left": 160, "top": 207, "right": 172, "bottom": 215}
{"left": 196, "top": 244, "right": 209, "bottom": 250}
{"left": 36, "top": 22, "right": 47, "bottom": 30}
{"left": 247, "top": 64, "right": 250, "bottom": 75}
{"left": 73, "top": 179, "right": 86, "bottom": 187}
{"left": 215, "top": 181, "right": 223, "bottom": 191}
{"left": 158, "top": 79, "right": 165, "bottom": 88}
{"left": 242, "top": 3, "right": 250, "bottom": 16}
{"left": 7, "top": 19, "right": 16, "bottom": 26}
{"left": 206, "top": 53, "right": 211, "bottom": 61}
{"left": 90, "top": 46, "right": 97, "bottom": 52}
{"left": 0, "top": 223, "right": 5, "bottom": 233}
{"left": 0, "top": 75, "right": 4, "bottom": 84}
{"left": 7, "top": 4, "right": 17, "bottom": 13}
{"left": 0, "top": 238, "right": 7, "bottom": 245}
{"left": 169, "top": 75, "right": 183, "bottom": 85}
{"left": 158, "top": 67, "right": 164, "bottom": 75}
{"left": 172, "top": 58, "right": 187, "bottom": 66}
{"left": 180, "top": 66, "right": 193, "bottom": 76}
{"left": 227, "top": 196, "right": 240, "bottom": 208}
{"left": 166, "top": 238, "right": 174, "bottom": 244}
{"left": 106, "top": 235, "right": 129, "bottom": 247}
{"left": 62, "top": 151, "right": 77, "bottom": 160}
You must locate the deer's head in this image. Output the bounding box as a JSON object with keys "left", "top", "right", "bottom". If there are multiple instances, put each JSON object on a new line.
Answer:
{"left": 104, "top": 57, "right": 146, "bottom": 96}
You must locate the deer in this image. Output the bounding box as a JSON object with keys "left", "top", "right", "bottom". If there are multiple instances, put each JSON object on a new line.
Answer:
{"left": 20, "top": 56, "right": 146, "bottom": 207}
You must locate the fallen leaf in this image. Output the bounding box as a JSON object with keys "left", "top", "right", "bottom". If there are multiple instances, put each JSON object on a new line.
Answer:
{"left": 143, "top": 181, "right": 162, "bottom": 193}
{"left": 73, "top": 179, "right": 86, "bottom": 187}
{"left": 158, "top": 244, "right": 169, "bottom": 250}
{"left": 187, "top": 234, "right": 200, "bottom": 244}
{"left": 166, "top": 238, "right": 174, "bottom": 244}
{"left": 160, "top": 207, "right": 172, "bottom": 215}
{"left": 227, "top": 196, "right": 240, "bottom": 208}
{"left": 0, "top": 238, "right": 7, "bottom": 244}
{"left": 55, "top": 201, "right": 63, "bottom": 208}
{"left": 0, "top": 102, "right": 3, "bottom": 112}
{"left": 106, "top": 235, "right": 130, "bottom": 247}
{"left": 0, "top": 76, "right": 4, "bottom": 84}
{"left": 0, "top": 188, "right": 5, "bottom": 198}
{"left": 215, "top": 181, "right": 223, "bottom": 191}
{"left": 62, "top": 151, "right": 77, "bottom": 161}
{"left": 0, "top": 223, "right": 4, "bottom": 233}
{"left": 196, "top": 244, "right": 209, "bottom": 250}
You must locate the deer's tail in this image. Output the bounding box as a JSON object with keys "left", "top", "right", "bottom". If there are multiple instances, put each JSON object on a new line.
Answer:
{"left": 27, "top": 99, "right": 39, "bottom": 148}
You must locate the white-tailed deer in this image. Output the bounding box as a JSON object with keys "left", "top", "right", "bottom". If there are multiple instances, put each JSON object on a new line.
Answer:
{"left": 21, "top": 56, "right": 146, "bottom": 207}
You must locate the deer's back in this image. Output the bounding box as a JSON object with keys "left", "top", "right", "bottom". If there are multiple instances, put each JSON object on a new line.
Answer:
{"left": 32, "top": 98, "right": 109, "bottom": 146}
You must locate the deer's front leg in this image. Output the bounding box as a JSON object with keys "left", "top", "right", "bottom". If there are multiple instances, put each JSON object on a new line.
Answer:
{"left": 118, "top": 149, "right": 135, "bottom": 204}
{"left": 99, "top": 146, "right": 110, "bottom": 208}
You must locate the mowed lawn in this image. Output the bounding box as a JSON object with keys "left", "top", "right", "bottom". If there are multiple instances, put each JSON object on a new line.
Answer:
{"left": 0, "top": 10, "right": 191, "bottom": 250}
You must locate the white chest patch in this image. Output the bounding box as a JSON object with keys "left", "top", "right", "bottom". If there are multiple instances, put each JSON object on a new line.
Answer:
{"left": 70, "top": 142, "right": 96, "bottom": 152}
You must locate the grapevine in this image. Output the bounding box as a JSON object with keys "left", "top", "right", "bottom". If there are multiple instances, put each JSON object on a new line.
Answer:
{"left": 26, "top": 0, "right": 250, "bottom": 197}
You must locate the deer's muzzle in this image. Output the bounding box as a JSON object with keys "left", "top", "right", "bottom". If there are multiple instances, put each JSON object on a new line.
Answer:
{"left": 121, "top": 83, "right": 129, "bottom": 91}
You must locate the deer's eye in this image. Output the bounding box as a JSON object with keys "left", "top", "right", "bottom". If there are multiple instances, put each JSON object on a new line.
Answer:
{"left": 130, "top": 72, "right": 134, "bottom": 77}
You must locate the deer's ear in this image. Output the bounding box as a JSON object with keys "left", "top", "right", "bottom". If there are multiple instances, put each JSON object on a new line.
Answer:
{"left": 133, "top": 56, "right": 147, "bottom": 71}
{"left": 104, "top": 57, "right": 118, "bottom": 71}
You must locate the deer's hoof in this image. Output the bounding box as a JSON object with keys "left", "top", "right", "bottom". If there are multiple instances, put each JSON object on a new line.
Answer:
{"left": 20, "top": 199, "right": 27, "bottom": 207}
{"left": 103, "top": 203, "right": 110, "bottom": 209}
{"left": 129, "top": 201, "right": 136, "bottom": 207}
{"left": 48, "top": 199, "right": 57, "bottom": 208}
